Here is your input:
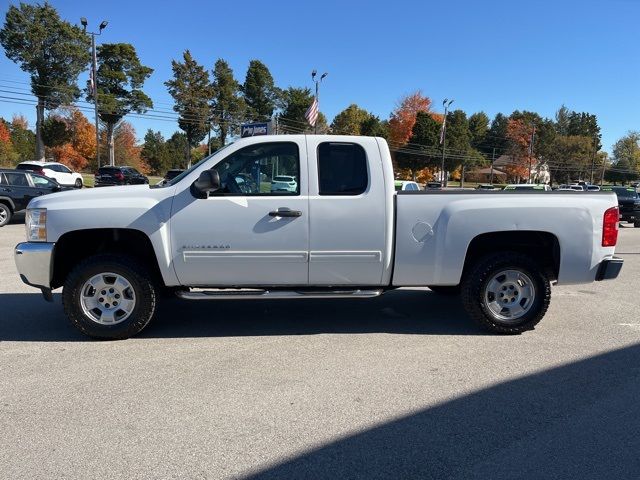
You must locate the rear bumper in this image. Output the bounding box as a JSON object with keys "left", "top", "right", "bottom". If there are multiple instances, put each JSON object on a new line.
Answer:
{"left": 595, "top": 257, "right": 624, "bottom": 281}
{"left": 14, "top": 242, "right": 55, "bottom": 289}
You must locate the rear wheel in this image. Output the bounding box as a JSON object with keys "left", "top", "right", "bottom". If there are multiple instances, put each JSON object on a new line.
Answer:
{"left": 0, "top": 203, "right": 11, "bottom": 227}
{"left": 634, "top": 219, "right": 640, "bottom": 228}
{"left": 461, "top": 252, "right": 550, "bottom": 334}
{"left": 63, "top": 254, "right": 157, "bottom": 339}
{"left": 74, "top": 178, "right": 83, "bottom": 189}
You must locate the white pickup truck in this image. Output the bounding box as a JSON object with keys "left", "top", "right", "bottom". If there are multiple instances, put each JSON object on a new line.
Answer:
{"left": 15, "top": 135, "right": 623, "bottom": 339}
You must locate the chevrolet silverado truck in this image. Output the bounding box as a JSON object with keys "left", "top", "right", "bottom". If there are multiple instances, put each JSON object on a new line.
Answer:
{"left": 14, "top": 135, "right": 624, "bottom": 339}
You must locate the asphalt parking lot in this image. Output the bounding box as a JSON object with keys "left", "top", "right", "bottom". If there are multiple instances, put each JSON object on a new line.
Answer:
{"left": 1, "top": 221, "right": 640, "bottom": 479}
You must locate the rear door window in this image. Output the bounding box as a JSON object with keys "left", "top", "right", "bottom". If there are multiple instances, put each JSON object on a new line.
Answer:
{"left": 317, "top": 142, "right": 368, "bottom": 195}
{"left": 4, "top": 172, "right": 30, "bottom": 186}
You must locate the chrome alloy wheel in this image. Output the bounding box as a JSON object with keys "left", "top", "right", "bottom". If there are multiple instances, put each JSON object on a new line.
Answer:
{"left": 483, "top": 269, "right": 536, "bottom": 323}
{"left": 0, "top": 206, "right": 8, "bottom": 224}
{"left": 80, "top": 272, "right": 136, "bottom": 325}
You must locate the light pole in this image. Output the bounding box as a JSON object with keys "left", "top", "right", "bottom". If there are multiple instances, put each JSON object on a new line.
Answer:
{"left": 311, "top": 70, "right": 327, "bottom": 134}
{"left": 81, "top": 17, "right": 108, "bottom": 168}
{"left": 440, "top": 98, "right": 454, "bottom": 186}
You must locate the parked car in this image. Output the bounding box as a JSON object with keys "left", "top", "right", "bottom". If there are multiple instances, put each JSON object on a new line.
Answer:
{"left": 504, "top": 184, "right": 552, "bottom": 191}
{"left": 14, "top": 135, "right": 623, "bottom": 339}
{"left": 0, "top": 168, "right": 65, "bottom": 227}
{"left": 601, "top": 186, "right": 640, "bottom": 227}
{"left": 270, "top": 175, "right": 298, "bottom": 193}
{"left": 95, "top": 166, "right": 149, "bottom": 187}
{"left": 395, "top": 180, "right": 420, "bottom": 191}
{"left": 476, "top": 184, "right": 499, "bottom": 190}
{"left": 16, "top": 161, "right": 83, "bottom": 188}
{"left": 425, "top": 181, "right": 443, "bottom": 189}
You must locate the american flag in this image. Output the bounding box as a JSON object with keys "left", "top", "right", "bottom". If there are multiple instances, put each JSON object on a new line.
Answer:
{"left": 305, "top": 97, "right": 318, "bottom": 127}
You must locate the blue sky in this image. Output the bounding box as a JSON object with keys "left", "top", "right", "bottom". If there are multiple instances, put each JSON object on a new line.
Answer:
{"left": 0, "top": 0, "right": 638, "bottom": 153}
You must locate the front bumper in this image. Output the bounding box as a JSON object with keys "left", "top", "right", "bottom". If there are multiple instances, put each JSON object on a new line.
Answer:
{"left": 595, "top": 257, "right": 624, "bottom": 281}
{"left": 14, "top": 242, "right": 55, "bottom": 290}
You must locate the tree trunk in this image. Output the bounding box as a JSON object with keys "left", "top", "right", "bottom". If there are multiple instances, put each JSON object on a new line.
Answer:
{"left": 35, "top": 98, "right": 45, "bottom": 160}
{"left": 106, "top": 122, "right": 115, "bottom": 166}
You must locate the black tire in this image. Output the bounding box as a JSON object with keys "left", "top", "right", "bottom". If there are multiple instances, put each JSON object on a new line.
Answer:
{"left": 63, "top": 254, "right": 157, "bottom": 339}
{"left": 74, "top": 178, "right": 83, "bottom": 189}
{"left": 634, "top": 219, "right": 640, "bottom": 228}
{"left": 427, "top": 285, "right": 460, "bottom": 295}
{"left": 0, "top": 202, "right": 11, "bottom": 227}
{"left": 461, "top": 252, "right": 550, "bottom": 334}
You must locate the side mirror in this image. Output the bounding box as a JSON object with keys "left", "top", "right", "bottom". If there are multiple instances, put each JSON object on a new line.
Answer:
{"left": 192, "top": 169, "right": 220, "bottom": 198}
{"left": 52, "top": 184, "right": 61, "bottom": 192}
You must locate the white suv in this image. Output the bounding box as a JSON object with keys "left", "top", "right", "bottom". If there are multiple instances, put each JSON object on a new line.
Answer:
{"left": 270, "top": 175, "right": 298, "bottom": 193}
{"left": 16, "top": 161, "right": 83, "bottom": 188}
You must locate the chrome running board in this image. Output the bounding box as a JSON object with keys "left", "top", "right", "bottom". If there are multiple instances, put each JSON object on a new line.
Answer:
{"left": 176, "top": 288, "right": 384, "bottom": 300}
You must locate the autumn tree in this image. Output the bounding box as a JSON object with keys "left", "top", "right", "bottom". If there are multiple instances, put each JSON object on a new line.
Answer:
{"left": 395, "top": 111, "right": 441, "bottom": 180}
{"left": 0, "top": 119, "right": 19, "bottom": 166}
{"left": 330, "top": 104, "right": 371, "bottom": 135}
{"left": 0, "top": 3, "right": 90, "bottom": 159}
{"left": 388, "top": 91, "right": 431, "bottom": 146}
{"left": 504, "top": 118, "right": 536, "bottom": 182}
{"left": 90, "top": 43, "right": 153, "bottom": 166}
{"left": 44, "top": 108, "right": 95, "bottom": 171}
{"left": 242, "top": 60, "right": 279, "bottom": 121}
{"left": 211, "top": 59, "right": 245, "bottom": 146}
{"left": 110, "top": 121, "right": 148, "bottom": 173}
{"left": 165, "top": 50, "right": 213, "bottom": 167}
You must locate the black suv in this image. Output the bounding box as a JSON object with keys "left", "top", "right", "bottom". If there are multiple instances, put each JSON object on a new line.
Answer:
{"left": 603, "top": 186, "right": 640, "bottom": 227}
{"left": 95, "top": 166, "right": 149, "bottom": 187}
{"left": 0, "top": 168, "right": 65, "bottom": 227}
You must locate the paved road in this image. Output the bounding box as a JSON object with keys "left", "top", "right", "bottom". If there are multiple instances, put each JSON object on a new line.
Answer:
{"left": 1, "top": 221, "right": 639, "bottom": 479}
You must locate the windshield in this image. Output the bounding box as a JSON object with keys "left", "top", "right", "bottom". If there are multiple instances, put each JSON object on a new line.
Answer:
{"left": 158, "top": 144, "right": 232, "bottom": 188}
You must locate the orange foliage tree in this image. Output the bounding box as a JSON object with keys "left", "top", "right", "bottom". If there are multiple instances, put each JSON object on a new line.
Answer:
{"left": 50, "top": 143, "right": 89, "bottom": 171}
{"left": 388, "top": 91, "right": 432, "bottom": 146}
{"left": 112, "top": 121, "right": 149, "bottom": 174}
{"left": 46, "top": 108, "right": 95, "bottom": 172}
{"left": 505, "top": 118, "right": 535, "bottom": 181}
{"left": 0, "top": 120, "right": 10, "bottom": 143}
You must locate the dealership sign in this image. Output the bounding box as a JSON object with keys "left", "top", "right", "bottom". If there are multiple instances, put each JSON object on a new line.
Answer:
{"left": 241, "top": 122, "right": 271, "bottom": 138}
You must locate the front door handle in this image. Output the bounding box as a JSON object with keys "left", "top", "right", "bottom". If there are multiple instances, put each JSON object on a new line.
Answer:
{"left": 269, "top": 208, "right": 302, "bottom": 218}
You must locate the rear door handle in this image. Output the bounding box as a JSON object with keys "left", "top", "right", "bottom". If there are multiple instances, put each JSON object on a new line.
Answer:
{"left": 269, "top": 208, "right": 302, "bottom": 218}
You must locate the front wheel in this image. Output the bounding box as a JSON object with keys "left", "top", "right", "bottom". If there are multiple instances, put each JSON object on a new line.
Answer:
{"left": 74, "top": 178, "right": 83, "bottom": 189}
{"left": 634, "top": 219, "right": 640, "bottom": 228}
{"left": 461, "top": 252, "right": 550, "bottom": 334}
{"left": 63, "top": 255, "right": 157, "bottom": 339}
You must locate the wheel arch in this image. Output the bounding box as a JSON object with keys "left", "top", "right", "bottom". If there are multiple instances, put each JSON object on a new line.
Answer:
{"left": 52, "top": 228, "right": 165, "bottom": 289}
{"left": 0, "top": 196, "right": 16, "bottom": 212}
{"left": 462, "top": 231, "right": 561, "bottom": 283}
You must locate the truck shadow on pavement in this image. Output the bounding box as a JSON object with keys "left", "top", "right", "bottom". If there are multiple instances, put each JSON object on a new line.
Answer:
{"left": 0, "top": 289, "right": 481, "bottom": 341}
{"left": 245, "top": 342, "right": 640, "bottom": 480}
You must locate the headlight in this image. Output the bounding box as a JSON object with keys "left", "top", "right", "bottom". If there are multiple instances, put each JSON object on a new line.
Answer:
{"left": 26, "top": 208, "right": 47, "bottom": 242}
